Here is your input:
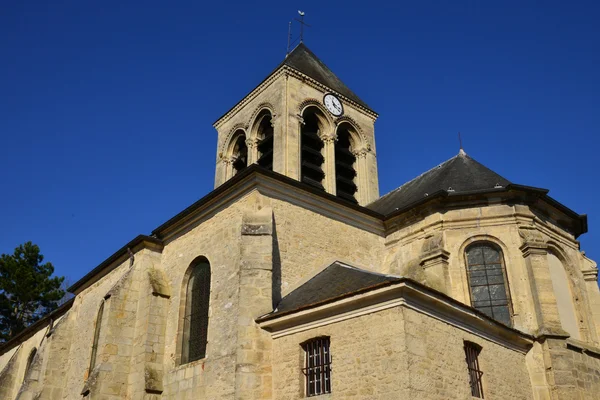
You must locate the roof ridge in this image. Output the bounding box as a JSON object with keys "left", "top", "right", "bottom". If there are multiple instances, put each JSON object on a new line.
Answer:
{"left": 371, "top": 153, "right": 460, "bottom": 204}
{"left": 336, "top": 262, "right": 402, "bottom": 279}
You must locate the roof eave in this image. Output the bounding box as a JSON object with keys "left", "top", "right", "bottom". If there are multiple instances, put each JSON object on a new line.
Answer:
{"left": 67, "top": 235, "right": 164, "bottom": 295}
{"left": 256, "top": 278, "right": 533, "bottom": 353}
{"left": 0, "top": 298, "right": 74, "bottom": 355}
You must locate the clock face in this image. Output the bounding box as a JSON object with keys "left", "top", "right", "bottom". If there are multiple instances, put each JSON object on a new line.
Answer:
{"left": 324, "top": 94, "right": 343, "bottom": 116}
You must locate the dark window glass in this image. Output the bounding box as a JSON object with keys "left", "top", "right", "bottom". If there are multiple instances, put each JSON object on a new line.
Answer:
{"left": 464, "top": 341, "right": 484, "bottom": 398}
{"left": 466, "top": 243, "right": 512, "bottom": 326}
{"left": 182, "top": 259, "right": 211, "bottom": 364}
{"left": 302, "top": 337, "right": 332, "bottom": 397}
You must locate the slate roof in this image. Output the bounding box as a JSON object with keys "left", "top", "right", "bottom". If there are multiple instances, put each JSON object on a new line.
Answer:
{"left": 368, "top": 150, "right": 512, "bottom": 215}
{"left": 282, "top": 43, "right": 371, "bottom": 110}
{"left": 214, "top": 43, "right": 372, "bottom": 124}
{"left": 261, "top": 261, "right": 401, "bottom": 320}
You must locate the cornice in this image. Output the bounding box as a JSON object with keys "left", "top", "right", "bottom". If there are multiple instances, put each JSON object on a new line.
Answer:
{"left": 152, "top": 166, "right": 385, "bottom": 243}
{"left": 284, "top": 66, "right": 378, "bottom": 119}
{"left": 213, "top": 69, "right": 286, "bottom": 129}
{"left": 67, "top": 235, "right": 164, "bottom": 295}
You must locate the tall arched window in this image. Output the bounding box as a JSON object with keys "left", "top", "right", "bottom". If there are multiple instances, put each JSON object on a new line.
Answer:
{"left": 231, "top": 131, "right": 248, "bottom": 175}
{"left": 334, "top": 124, "right": 357, "bottom": 203}
{"left": 89, "top": 301, "right": 105, "bottom": 371}
{"left": 465, "top": 242, "right": 513, "bottom": 326}
{"left": 23, "top": 347, "right": 37, "bottom": 382}
{"left": 300, "top": 108, "right": 325, "bottom": 190}
{"left": 256, "top": 112, "right": 274, "bottom": 170}
{"left": 181, "top": 258, "right": 211, "bottom": 364}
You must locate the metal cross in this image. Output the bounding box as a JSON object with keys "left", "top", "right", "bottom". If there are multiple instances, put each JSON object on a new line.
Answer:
{"left": 295, "top": 10, "right": 311, "bottom": 43}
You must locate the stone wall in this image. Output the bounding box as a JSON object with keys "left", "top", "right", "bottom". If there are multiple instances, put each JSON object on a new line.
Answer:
{"left": 540, "top": 339, "right": 600, "bottom": 400}
{"left": 272, "top": 307, "right": 408, "bottom": 399}
{"left": 271, "top": 304, "right": 533, "bottom": 399}
{"left": 0, "top": 180, "right": 598, "bottom": 399}
{"left": 384, "top": 202, "right": 600, "bottom": 343}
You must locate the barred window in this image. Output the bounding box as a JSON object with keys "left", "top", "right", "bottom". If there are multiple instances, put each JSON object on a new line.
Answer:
{"left": 89, "top": 301, "right": 104, "bottom": 371}
{"left": 181, "top": 258, "right": 211, "bottom": 364}
{"left": 302, "top": 337, "right": 332, "bottom": 397}
{"left": 465, "top": 242, "right": 513, "bottom": 326}
{"left": 464, "top": 341, "right": 484, "bottom": 398}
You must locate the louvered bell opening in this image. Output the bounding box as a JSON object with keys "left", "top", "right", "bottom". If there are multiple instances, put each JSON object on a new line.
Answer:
{"left": 257, "top": 115, "right": 274, "bottom": 171}
{"left": 257, "top": 135, "right": 273, "bottom": 170}
{"left": 335, "top": 131, "right": 357, "bottom": 203}
{"left": 233, "top": 135, "right": 248, "bottom": 175}
{"left": 301, "top": 128, "right": 325, "bottom": 191}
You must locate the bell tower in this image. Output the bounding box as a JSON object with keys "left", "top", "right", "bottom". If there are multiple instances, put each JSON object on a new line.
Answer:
{"left": 213, "top": 43, "right": 379, "bottom": 206}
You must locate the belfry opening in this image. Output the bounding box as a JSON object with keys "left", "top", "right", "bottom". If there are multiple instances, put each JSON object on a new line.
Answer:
{"left": 300, "top": 107, "right": 325, "bottom": 190}
{"left": 231, "top": 130, "right": 248, "bottom": 175}
{"left": 335, "top": 124, "right": 358, "bottom": 203}
{"left": 255, "top": 111, "right": 274, "bottom": 171}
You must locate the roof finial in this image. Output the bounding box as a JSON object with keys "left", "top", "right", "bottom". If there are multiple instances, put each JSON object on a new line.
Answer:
{"left": 286, "top": 11, "right": 311, "bottom": 55}
{"left": 296, "top": 11, "right": 308, "bottom": 43}
{"left": 458, "top": 132, "right": 466, "bottom": 155}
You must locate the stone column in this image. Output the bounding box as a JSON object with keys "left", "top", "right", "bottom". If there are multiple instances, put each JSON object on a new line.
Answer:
{"left": 246, "top": 137, "right": 260, "bottom": 165}
{"left": 222, "top": 156, "right": 237, "bottom": 182}
{"left": 319, "top": 132, "right": 337, "bottom": 195}
{"left": 519, "top": 228, "right": 568, "bottom": 338}
{"left": 352, "top": 146, "right": 369, "bottom": 206}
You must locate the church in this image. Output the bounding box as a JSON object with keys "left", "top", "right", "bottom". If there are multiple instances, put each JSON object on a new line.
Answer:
{"left": 0, "top": 42, "right": 599, "bottom": 400}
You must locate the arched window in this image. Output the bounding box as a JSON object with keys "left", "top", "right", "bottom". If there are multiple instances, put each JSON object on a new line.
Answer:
{"left": 256, "top": 112, "right": 274, "bottom": 170}
{"left": 231, "top": 131, "right": 248, "bottom": 175}
{"left": 465, "top": 242, "right": 513, "bottom": 326}
{"left": 547, "top": 252, "right": 580, "bottom": 340}
{"left": 23, "top": 347, "right": 37, "bottom": 382}
{"left": 334, "top": 124, "right": 357, "bottom": 203}
{"left": 89, "top": 301, "right": 104, "bottom": 371}
{"left": 181, "top": 258, "right": 211, "bottom": 364}
{"left": 300, "top": 108, "right": 325, "bottom": 190}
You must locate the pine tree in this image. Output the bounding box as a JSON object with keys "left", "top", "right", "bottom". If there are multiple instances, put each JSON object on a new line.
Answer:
{"left": 0, "top": 242, "right": 65, "bottom": 342}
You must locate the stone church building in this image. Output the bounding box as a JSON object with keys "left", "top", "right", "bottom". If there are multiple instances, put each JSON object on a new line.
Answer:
{"left": 1, "top": 43, "right": 599, "bottom": 400}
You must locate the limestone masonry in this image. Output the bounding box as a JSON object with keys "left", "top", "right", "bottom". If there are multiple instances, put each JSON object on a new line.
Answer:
{"left": 1, "top": 43, "right": 598, "bottom": 400}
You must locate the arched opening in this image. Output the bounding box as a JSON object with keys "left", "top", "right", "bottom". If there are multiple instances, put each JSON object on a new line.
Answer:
{"left": 23, "top": 347, "right": 37, "bottom": 383}
{"left": 465, "top": 242, "right": 513, "bottom": 326}
{"left": 255, "top": 111, "right": 274, "bottom": 170}
{"left": 181, "top": 257, "right": 211, "bottom": 364}
{"left": 89, "top": 301, "right": 105, "bottom": 371}
{"left": 548, "top": 252, "right": 580, "bottom": 340}
{"left": 300, "top": 107, "right": 325, "bottom": 190}
{"left": 231, "top": 130, "right": 248, "bottom": 175}
{"left": 335, "top": 123, "right": 358, "bottom": 203}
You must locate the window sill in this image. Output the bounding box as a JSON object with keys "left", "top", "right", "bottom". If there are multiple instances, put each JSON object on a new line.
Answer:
{"left": 306, "top": 394, "right": 332, "bottom": 399}
{"left": 173, "top": 357, "right": 206, "bottom": 371}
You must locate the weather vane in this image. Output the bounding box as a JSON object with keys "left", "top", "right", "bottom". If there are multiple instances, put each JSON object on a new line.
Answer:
{"left": 287, "top": 10, "right": 311, "bottom": 55}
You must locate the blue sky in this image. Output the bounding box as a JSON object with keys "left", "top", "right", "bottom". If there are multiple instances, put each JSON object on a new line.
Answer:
{"left": 1, "top": 1, "right": 598, "bottom": 286}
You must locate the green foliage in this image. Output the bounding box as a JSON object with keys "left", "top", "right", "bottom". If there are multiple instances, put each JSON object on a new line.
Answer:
{"left": 0, "top": 242, "right": 65, "bottom": 342}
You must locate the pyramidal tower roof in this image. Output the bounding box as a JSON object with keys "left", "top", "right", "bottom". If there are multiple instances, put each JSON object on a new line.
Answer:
{"left": 214, "top": 43, "right": 373, "bottom": 125}
{"left": 281, "top": 43, "right": 371, "bottom": 110}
